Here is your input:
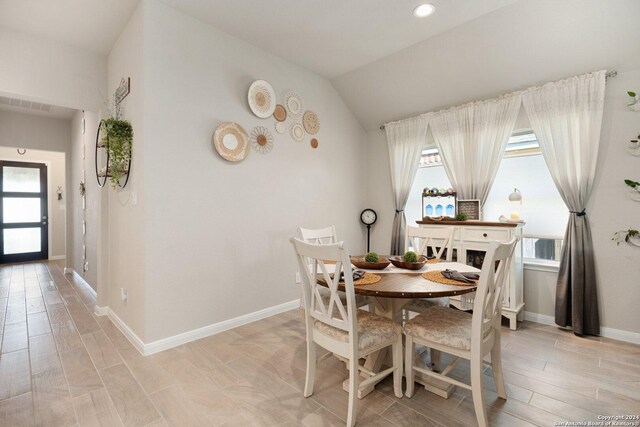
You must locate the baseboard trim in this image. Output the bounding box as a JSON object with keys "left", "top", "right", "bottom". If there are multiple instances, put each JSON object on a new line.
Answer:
{"left": 94, "top": 305, "right": 109, "bottom": 316}
{"left": 524, "top": 311, "right": 640, "bottom": 345}
{"left": 49, "top": 255, "right": 66, "bottom": 261}
{"left": 143, "top": 299, "right": 301, "bottom": 355}
{"left": 96, "top": 299, "right": 300, "bottom": 356}
{"left": 104, "top": 308, "right": 146, "bottom": 355}
{"left": 65, "top": 268, "right": 97, "bottom": 298}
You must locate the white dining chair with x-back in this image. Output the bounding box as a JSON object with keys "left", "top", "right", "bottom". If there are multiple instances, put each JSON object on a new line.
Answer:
{"left": 291, "top": 237, "right": 403, "bottom": 427}
{"left": 297, "top": 226, "right": 369, "bottom": 309}
{"left": 402, "top": 226, "right": 454, "bottom": 315}
{"left": 404, "top": 237, "right": 518, "bottom": 427}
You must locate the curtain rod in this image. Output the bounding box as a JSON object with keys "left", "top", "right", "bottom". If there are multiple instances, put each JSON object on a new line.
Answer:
{"left": 379, "top": 70, "right": 618, "bottom": 131}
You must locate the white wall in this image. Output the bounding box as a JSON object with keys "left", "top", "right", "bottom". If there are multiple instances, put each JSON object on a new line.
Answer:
{"left": 141, "top": 0, "right": 368, "bottom": 342}
{"left": 70, "top": 111, "right": 102, "bottom": 291}
{"left": 0, "top": 147, "right": 66, "bottom": 259}
{"left": 105, "top": 3, "right": 146, "bottom": 339}
{"left": 0, "top": 27, "right": 107, "bottom": 112}
{"left": 0, "top": 110, "right": 71, "bottom": 260}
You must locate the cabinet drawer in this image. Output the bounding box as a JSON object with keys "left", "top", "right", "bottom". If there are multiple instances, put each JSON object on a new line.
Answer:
{"left": 460, "top": 227, "right": 510, "bottom": 242}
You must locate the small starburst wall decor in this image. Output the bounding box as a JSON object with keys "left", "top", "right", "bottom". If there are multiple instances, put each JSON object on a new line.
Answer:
{"left": 250, "top": 126, "right": 274, "bottom": 154}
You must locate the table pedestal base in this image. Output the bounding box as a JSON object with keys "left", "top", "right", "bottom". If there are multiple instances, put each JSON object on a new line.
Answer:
{"left": 415, "top": 375, "right": 455, "bottom": 398}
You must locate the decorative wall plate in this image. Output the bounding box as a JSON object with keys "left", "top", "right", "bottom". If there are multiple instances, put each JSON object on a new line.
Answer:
{"left": 284, "top": 91, "right": 304, "bottom": 118}
{"left": 273, "top": 104, "right": 287, "bottom": 121}
{"left": 248, "top": 80, "right": 276, "bottom": 118}
{"left": 275, "top": 122, "right": 285, "bottom": 134}
{"left": 303, "top": 111, "right": 320, "bottom": 134}
{"left": 310, "top": 138, "right": 318, "bottom": 149}
{"left": 290, "top": 122, "right": 305, "bottom": 142}
{"left": 213, "top": 121, "right": 250, "bottom": 162}
{"left": 250, "top": 126, "right": 274, "bottom": 154}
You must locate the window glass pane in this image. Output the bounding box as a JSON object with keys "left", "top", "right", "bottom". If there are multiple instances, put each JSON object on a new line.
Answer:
{"left": 483, "top": 154, "right": 568, "bottom": 237}
{"left": 4, "top": 228, "right": 40, "bottom": 254}
{"left": 523, "top": 237, "right": 563, "bottom": 262}
{"left": 3, "top": 166, "right": 40, "bottom": 192}
{"left": 3, "top": 198, "right": 41, "bottom": 223}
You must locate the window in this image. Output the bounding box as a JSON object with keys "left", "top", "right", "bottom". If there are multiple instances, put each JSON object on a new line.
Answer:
{"left": 522, "top": 236, "right": 563, "bottom": 262}
{"left": 407, "top": 131, "right": 566, "bottom": 265}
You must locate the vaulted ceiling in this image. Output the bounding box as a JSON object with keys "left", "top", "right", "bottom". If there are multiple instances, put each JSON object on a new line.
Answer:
{"left": 0, "top": 0, "right": 518, "bottom": 78}
{"left": 157, "top": 0, "right": 518, "bottom": 78}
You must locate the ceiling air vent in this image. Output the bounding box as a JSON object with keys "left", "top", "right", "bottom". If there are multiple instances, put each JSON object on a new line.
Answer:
{"left": 0, "top": 96, "right": 54, "bottom": 113}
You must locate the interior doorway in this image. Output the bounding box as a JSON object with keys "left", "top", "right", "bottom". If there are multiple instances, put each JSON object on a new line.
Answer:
{"left": 0, "top": 160, "right": 49, "bottom": 263}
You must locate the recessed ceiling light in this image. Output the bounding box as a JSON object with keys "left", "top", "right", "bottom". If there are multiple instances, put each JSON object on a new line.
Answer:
{"left": 413, "top": 3, "right": 436, "bottom": 18}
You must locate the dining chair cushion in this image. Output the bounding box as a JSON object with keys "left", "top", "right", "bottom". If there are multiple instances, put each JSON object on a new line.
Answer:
{"left": 404, "top": 306, "right": 476, "bottom": 350}
{"left": 314, "top": 311, "right": 402, "bottom": 351}
{"left": 403, "top": 297, "right": 449, "bottom": 313}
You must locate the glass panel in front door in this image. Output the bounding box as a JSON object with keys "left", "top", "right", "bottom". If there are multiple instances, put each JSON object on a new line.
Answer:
{"left": 3, "top": 197, "right": 41, "bottom": 223}
{"left": 3, "top": 166, "right": 41, "bottom": 192}
{"left": 3, "top": 228, "right": 41, "bottom": 254}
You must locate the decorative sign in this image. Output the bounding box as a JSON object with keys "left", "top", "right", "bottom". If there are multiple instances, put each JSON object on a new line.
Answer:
{"left": 457, "top": 199, "right": 481, "bottom": 220}
{"left": 115, "top": 77, "right": 131, "bottom": 105}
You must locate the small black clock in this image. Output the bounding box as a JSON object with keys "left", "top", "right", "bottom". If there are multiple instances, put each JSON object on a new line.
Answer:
{"left": 360, "top": 208, "right": 377, "bottom": 226}
{"left": 360, "top": 209, "right": 377, "bottom": 252}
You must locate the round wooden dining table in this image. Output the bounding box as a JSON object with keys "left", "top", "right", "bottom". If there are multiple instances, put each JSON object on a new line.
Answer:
{"left": 317, "top": 261, "right": 479, "bottom": 399}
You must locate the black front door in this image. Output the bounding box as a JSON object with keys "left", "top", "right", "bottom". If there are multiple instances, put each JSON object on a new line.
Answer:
{"left": 0, "top": 161, "right": 48, "bottom": 263}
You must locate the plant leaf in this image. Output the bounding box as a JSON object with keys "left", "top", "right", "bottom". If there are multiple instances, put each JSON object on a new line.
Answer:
{"left": 629, "top": 91, "right": 637, "bottom": 98}
{"left": 624, "top": 179, "right": 640, "bottom": 188}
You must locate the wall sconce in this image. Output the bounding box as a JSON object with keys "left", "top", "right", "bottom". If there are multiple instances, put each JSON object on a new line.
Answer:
{"left": 57, "top": 186, "right": 63, "bottom": 201}
{"left": 508, "top": 188, "right": 522, "bottom": 220}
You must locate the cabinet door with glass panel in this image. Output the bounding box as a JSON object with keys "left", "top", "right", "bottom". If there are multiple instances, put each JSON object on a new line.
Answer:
{"left": 0, "top": 161, "right": 48, "bottom": 263}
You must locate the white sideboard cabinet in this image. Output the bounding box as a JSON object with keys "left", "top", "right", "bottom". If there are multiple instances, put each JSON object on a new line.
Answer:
{"left": 416, "top": 219, "right": 525, "bottom": 330}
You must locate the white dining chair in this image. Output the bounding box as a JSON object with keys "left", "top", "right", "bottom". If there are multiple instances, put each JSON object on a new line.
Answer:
{"left": 402, "top": 226, "right": 455, "bottom": 315}
{"left": 297, "top": 226, "right": 369, "bottom": 309}
{"left": 291, "top": 237, "right": 403, "bottom": 427}
{"left": 404, "top": 238, "right": 517, "bottom": 427}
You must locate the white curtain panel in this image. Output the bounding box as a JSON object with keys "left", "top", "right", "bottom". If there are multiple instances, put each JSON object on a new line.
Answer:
{"left": 385, "top": 116, "right": 428, "bottom": 255}
{"left": 428, "top": 93, "right": 523, "bottom": 207}
{"left": 522, "top": 70, "right": 606, "bottom": 336}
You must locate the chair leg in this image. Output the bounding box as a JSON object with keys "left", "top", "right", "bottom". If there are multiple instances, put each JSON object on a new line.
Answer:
{"left": 304, "top": 339, "right": 316, "bottom": 397}
{"left": 404, "top": 335, "right": 415, "bottom": 398}
{"left": 391, "top": 337, "right": 403, "bottom": 398}
{"left": 430, "top": 348, "right": 441, "bottom": 372}
{"left": 347, "top": 356, "right": 359, "bottom": 427}
{"left": 491, "top": 333, "right": 507, "bottom": 399}
{"left": 470, "top": 357, "right": 488, "bottom": 427}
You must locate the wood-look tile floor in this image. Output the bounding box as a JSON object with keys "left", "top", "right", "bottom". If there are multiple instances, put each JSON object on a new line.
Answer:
{"left": 1, "top": 261, "right": 639, "bottom": 426}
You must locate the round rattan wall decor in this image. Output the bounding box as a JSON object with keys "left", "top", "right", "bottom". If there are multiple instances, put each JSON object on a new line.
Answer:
{"left": 248, "top": 80, "right": 276, "bottom": 118}
{"left": 250, "top": 126, "right": 274, "bottom": 154}
{"left": 284, "top": 91, "right": 304, "bottom": 118}
{"left": 275, "top": 122, "right": 285, "bottom": 134}
{"left": 290, "top": 122, "right": 305, "bottom": 142}
{"left": 273, "top": 104, "right": 287, "bottom": 122}
{"left": 213, "top": 121, "right": 250, "bottom": 162}
{"left": 310, "top": 138, "right": 318, "bottom": 149}
{"left": 303, "top": 111, "right": 320, "bottom": 134}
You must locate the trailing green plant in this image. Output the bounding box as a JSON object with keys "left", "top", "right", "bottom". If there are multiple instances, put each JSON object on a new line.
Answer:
{"left": 456, "top": 212, "right": 468, "bottom": 221}
{"left": 101, "top": 117, "right": 133, "bottom": 188}
{"left": 612, "top": 228, "right": 639, "bottom": 245}
{"left": 403, "top": 251, "right": 418, "bottom": 263}
{"left": 625, "top": 179, "right": 640, "bottom": 189}
{"left": 364, "top": 252, "right": 380, "bottom": 263}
